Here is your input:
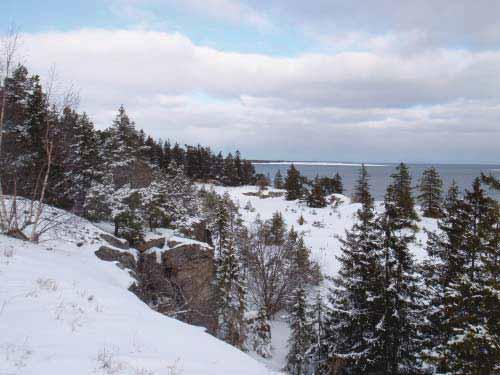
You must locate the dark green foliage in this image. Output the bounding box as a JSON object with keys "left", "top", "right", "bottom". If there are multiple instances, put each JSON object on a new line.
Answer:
{"left": 307, "top": 178, "right": 327, "bottom": 208}
{"left": 352, "top": 164, "right": 373, "bottom": 207}
{"left": 286, "top": 285, "right": 313, "bottom": 375}
{"left": 114, "top": 191, "right": 145, "bottom": 244}
{"left": 323, "top": 183, "right": 387, "bottom": 374}
{"left": 274, "top": 169, "right": 284, "bottom": 189}
{"left": 385, "top": 162, "right": 419, "bottom": 227}
{"left": 332, "top": 172, "right": 343, "bottom": 194}
{"left": 418, "top": 167, "right": 444, "bottom": 218}
{"left": 285, "top": 164, "right": 303, "bottom": 200}
{"left": 423, "top": 178, "right": 500, "bottom": 374}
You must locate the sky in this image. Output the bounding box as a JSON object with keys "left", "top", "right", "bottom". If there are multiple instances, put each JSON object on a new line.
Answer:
{"left": 1, "top": 1, "right": 500, "bottom": 163}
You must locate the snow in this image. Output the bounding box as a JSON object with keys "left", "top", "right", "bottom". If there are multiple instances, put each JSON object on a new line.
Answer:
{"left": 208, "top": 185, "right": 439, "bottom": 371}
{"left": 211, "top": 185, "right": 437, "bottom": 278}
{"left": 0, "top": 204, "right": 280, "bottom": 375}
{"left": 0, "top": 187, "right": 439, "bottom": 374}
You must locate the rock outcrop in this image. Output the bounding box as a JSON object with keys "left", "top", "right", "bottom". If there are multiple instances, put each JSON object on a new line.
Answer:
{"left": 164, "top": 243, "right": 216, "bottom": 332}
{"left": 136, "top": 237, "right": 165, "bottom": 252}
{"left": 95, "top": 234, "right": 216, "bottom": 332}
{"left": 99, "top": 233, "right": 129, "bottom": 250}
{"left": 95, "top": 245, "right": 136, "bottom": 271}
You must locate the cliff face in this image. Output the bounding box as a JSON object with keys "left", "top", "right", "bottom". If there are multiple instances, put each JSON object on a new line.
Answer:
{"left": 95, "top": 234, "right": 217, "bottom": 333}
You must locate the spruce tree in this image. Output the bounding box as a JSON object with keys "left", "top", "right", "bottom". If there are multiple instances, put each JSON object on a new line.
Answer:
{"left": 352, "top": 164, "right": 372, "bottom": 206}
{"left": 424, "top": 178, "right": 500, "bottom": 374}
{"left": 249, "top": 306, "right": 272, "bottom": 358}
{"left": 274, "top": 169, "right": 284, "bottom": 189}
{"left": 307, "top": 178, "right": 327, "bottom": 208}
{"left": 285, "top": 164, "right": 303, "bottom": 200}
{"left": 286, "top": 285, "right": 313, "bottom": 375}
{"left": 323, "top": 180, "right": 386, "bottom": 374}
{"left": 385, "top": 162, "right": 419, "bottom": 226}
{"left": 418, "top": 166, "right": 444, "bottom": 218}
{"left": 332, "top": 172, "right": 343, "bottom": 194}
{"left": 377, "top": 171, "right": 424, "bottom": 374}
{"left": 215, "top": 233, "right": 247, "bottom": 348}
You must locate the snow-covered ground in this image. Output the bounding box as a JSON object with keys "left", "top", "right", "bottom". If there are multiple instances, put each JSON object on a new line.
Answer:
{"left": 1, "top": 188, "right": 439, "bottom": 374}
{"left": 0, "top": 203, "right": 279, "bottom": 375}
{"left": 212, "top": 185, "right": 438, "bottom": 278}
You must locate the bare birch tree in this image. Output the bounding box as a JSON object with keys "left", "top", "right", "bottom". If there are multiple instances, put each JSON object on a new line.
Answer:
{"left": 0, "top": 25, "right": 20, "bottom": 232}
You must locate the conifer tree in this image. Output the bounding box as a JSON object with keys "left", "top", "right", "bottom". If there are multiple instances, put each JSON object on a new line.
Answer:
{"left": 274, "top": 169, "right": 284, "bottom": 189}
{"left": 385, "top": 162, "right": 419, "bottom": 226}
{"left": 377, "top": 170, "right": 424, "bottom": 374}
{"left": 307, "top": 178, "right": 327, "bottom": 208}
{"left": 285, "top": 164, "right": 303, "bottom": 200}
{"left": 418, "top": 166, "right": 444, "bottom": 218}
{"left": 332, "top": 172, "right": 343, "bottom": 194}
{"left": 249, "top": 306, "right": 272, "bottom": 358}
{"left": 352, "top": 164, "right": 372, "bottom": 206}
{"left": 215, "top": 233, "right": 247, "bottom": 348}
{"left": 286, "top": 285, "right": 313, "bottom": 375}
{"left": 322, "top": 179, "right": 386, "bottom": 374}
{"left": 424, "top": 178, "right": 500, "bottom": 374}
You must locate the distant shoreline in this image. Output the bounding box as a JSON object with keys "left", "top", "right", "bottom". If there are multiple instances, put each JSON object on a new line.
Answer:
{"left": 251, "top": 161, "right": 387, "bottom": 167}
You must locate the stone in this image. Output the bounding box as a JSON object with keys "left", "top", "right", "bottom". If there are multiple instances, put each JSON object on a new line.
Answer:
{"left": 135, "top": 237, "right": 165, "bottom": 252}
{"left": 164, "top": 243, "right": 216, "bottom": 332}
{"left": 99, "top": 233, "right": 129, "bottom": 250}
{"left": 166, "top": 239, "right": 182, "bottom": 248}
{"left": 95, "top": 246, "right": 136, "bottom": 271}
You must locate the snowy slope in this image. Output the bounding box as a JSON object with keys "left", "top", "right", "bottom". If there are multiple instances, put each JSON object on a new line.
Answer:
{"left": 211, "top": 185, "right": 438, "bottom": 278}
{"left": 210, "top": 185, "right": 438, "bottom": 372}
{"left": 0, "top": 204, "right": 280, "bottom": 375}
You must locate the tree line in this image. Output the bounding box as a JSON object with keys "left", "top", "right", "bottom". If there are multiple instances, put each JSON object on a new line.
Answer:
{"left": 0, "top": 64, "right": 255, "bottom": 240}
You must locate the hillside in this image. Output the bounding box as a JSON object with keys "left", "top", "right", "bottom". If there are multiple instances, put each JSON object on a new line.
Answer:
{"left": 0, "top": 203, "right": 279, "bottom": 375}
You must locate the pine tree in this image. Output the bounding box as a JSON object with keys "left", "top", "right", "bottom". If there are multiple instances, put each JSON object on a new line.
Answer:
{"left": 332, "top": 172, "right": 343, "bottom": 194}
{"left": 308, "top": 292, "right": 326, "bottom": 374}
{"left": 385, "top": 162, "right": 419, "bottom": 226}
{"left": 215, "top": 233, "right": 247, "bottom": 348}
{"left": 274, "top": 170, "right": 284, "bottom": 189}
{"left": 352, "top": 164, "right": 372, "bottom": 206}
{"left": 418, "top": 166, "right": 444, "bottom": 218}
{"left": 286, "top": 285, "right": 313, "bottom": 375}
{"left": 377, "top": 173, "right": 424, "bottom": 374}
{"left": 323, "top": 181, "right": 386, "bottom": 374}
{"left": 285, "top": 164, "right": 303, "bottom": 200}
{"left": 307, "top": 178, "right": 327, "bottom": 208}
{"left": 424, "top": 178, "right": 500, "bottom": 374}
{"left": 249, "top": 306, "right": 272, "bottom": 358}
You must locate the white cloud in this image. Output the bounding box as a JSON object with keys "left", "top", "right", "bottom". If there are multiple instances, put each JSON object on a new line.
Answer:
{"left": 19, "top": 28, "right": 500, "bottom": 162}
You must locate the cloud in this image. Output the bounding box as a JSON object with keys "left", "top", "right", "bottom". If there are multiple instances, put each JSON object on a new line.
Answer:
{"left": 253, "top": 0, "right": 500, "bottom": 51}
{"left": 107, "top": 0, "right": 271, "bottom": 30}
{"left": 18, "top": 28, "right": 500, "bottom": 162}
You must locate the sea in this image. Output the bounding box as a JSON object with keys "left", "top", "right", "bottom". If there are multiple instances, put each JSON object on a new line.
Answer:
{"left": 253, "top": 162, "right": 500, "bottom": 201}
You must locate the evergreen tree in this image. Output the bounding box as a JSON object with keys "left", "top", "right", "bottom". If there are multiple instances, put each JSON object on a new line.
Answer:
{"left": 424, "top": 178, "right": 500, "bottom": 374}
{"left": 332, "top": 172, "right": 343, "bottom": 194}
{"left": 249, "top": 306, "right": 272, "bottom": 358}
{"left": 286, "top": 285, "right": 313, "bottom": 375}
{"left": 285, "top": 164, "right": 303, "bottom": 200}
{"left": 215, "top": 232, "right": 247, "bottom": 348}
{"left": 385, "top": 162, "right": 419, "bottom": 226}
{"left": 223, "top": 153, "right": 239, "bottom": 186}
{"left": 274, "top": 170, "right": 284, "bottom": 189}
{"left": 377, "top": 174, "right": 424, "bottom": 374}
{"left": 307, "top": 178, "right": 327, "bottom": 208}
{"left": 352, "top": 164, "right": 372, "bottom": 206}
{"left": 418, "top": 167, "right": 444, "bottom": 218}
{"left": 322, "top": 181, "right": 386, "bottom": 374}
